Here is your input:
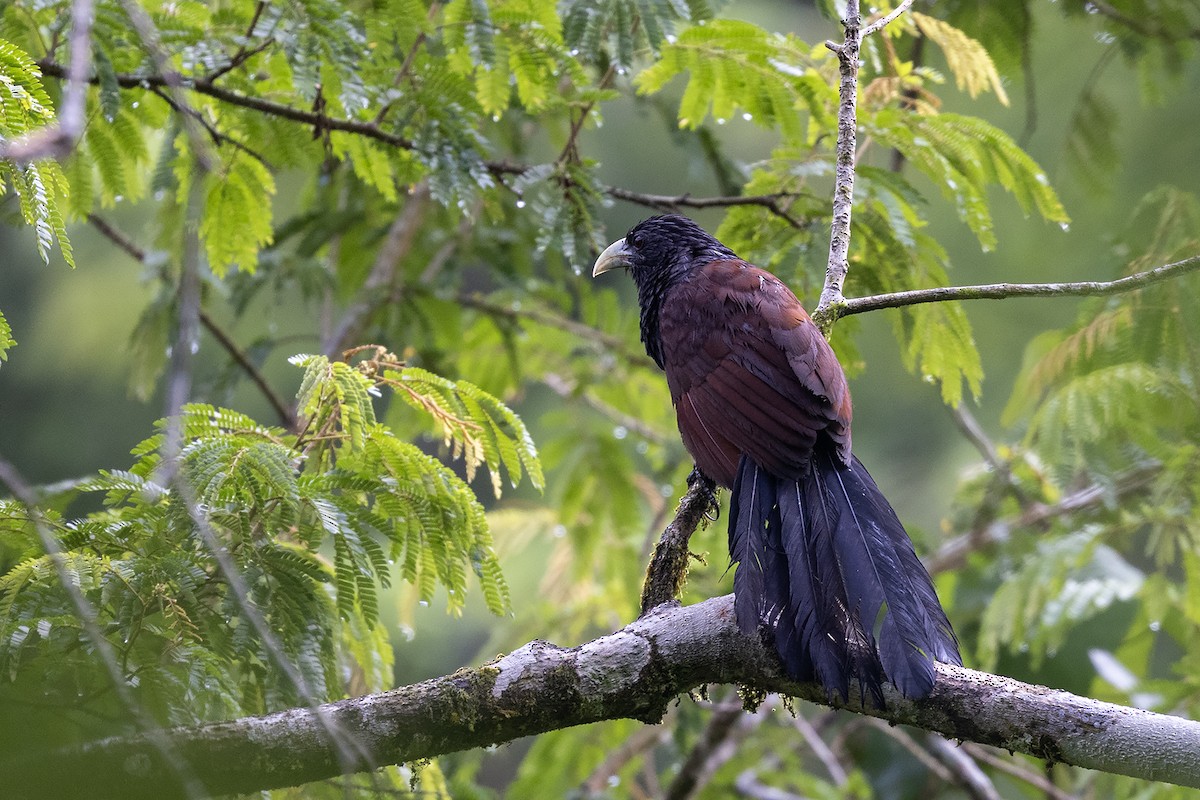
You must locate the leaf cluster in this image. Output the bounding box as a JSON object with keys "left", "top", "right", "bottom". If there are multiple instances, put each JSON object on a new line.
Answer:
{"left": 0, "top": 354, "right": 541, "bottom": 754}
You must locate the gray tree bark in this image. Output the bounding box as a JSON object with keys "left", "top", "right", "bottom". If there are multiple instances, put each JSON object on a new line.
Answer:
{"left": 9, "top": 594, "right": 1200, "bottom": 799}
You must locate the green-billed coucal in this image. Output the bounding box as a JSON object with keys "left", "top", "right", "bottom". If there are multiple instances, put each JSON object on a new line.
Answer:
{"left": 593, "top": 214, "right": 960, "bottom": 704}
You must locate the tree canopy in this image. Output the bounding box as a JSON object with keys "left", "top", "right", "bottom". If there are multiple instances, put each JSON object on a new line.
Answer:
{"left": 1, "top": 0, "right": 1199, "bottom": 797}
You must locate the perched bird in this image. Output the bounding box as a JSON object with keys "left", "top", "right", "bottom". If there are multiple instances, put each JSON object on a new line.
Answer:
{"left": 593, "top": 214, "right": 961, "bottom": 704}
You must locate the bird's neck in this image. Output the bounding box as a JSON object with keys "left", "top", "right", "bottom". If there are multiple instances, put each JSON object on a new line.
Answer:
{"left": 634, "top": 270, "right": 674, "bottom": 370}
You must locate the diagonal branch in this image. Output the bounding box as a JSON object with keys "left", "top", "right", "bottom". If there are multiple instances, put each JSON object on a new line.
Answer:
{"left": 31, "top": 59, "right": 826, "bottom": 222}
{"left": 85, "top": 214, "right": 296, "bottom": 431}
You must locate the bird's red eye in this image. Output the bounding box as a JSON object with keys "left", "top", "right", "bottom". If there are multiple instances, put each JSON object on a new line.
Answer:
{"left": 627, "top": 233, "right": 641, "bottom": 248}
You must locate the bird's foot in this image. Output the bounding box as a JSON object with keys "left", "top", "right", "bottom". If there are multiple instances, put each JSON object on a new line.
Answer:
{"left": 687, "top": 466, "right": 720, "bottom": 520}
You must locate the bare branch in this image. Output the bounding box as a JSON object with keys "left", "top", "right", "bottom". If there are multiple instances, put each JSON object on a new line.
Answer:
{"left": 790, "top": 712, "right": 848, "bottom": 786}
{"left": 665, "top": 698, "right": 772, "bottom": 800}
{"left": 116, "top": 0, "right": 215, "bottom": 170}
{"left": 866, "top": 717, "right": 955, "bottom": 782}
{"left": 962, "top": 743, "right": 1079, "bottom": 800}
{"left": 860, "top": 0, "right": 915, "bottom": 38}
{"left": 734, "top": 760, "right": 805, "bottom": 800}
{"left": 449, "top": 290, "right": 657, "bottom": 370}
{"left": 581, "top": 722, "right": 669, "bottom": 797}
{"left": 814, "top": 2, "right": 864, "bottom": 326}
{"left": 0, "top": 0, "right": 94, "bottom": 162}
{"left": 926, "top": 462, "right": 1161, "bottom": 575}
{"left": 841, "top": 253, "right": 1200, "bottom": 317}
{"left": 8, "top": 592, "right": 1200, "bottom": 797}
{"left": 925, "top": 734, "right": 1002, "bottom": 800}
{"left": 543, "top": 373, "right": 670, "bottom": 446}
{"left": 323, "top": 183, "right": 431, "bottom": 356}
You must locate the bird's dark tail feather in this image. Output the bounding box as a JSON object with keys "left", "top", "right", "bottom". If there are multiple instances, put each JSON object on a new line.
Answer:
{"left": 729, "top": 451, "right": 961, "bottom": 705}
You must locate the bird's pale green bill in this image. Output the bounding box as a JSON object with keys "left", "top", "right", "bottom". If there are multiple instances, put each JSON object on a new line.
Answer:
{"left": 592, "top": 238, "right": 634, "bottom": 277}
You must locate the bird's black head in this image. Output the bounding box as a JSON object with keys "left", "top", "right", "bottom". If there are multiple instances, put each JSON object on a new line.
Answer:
{"left": 592, "top": 214, "right": 736, "bottom": 286}
{"left": 592, "top": 214, "right": 738, "bottom": 368}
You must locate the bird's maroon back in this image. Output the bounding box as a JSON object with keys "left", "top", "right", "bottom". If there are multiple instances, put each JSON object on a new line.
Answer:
{"left": 658, "top": 258, "right": 852, "bottom": 487}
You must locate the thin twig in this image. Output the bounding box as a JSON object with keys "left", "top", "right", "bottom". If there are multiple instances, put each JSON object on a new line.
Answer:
{"left": 199, "top": 311, "right": 297, "bottom": 431}
{"left": 543, "top": 373, "right": 669, "bottom": 446}
{"left": 733, "top": 756, "right": 805, "bottom": 800}
{"left": 841, "top": 253, "right": 1200, "bottom": 317}
{"left": 558, "top": 64, "right": 616, "bottom": 167}
{"left": 85, "top": 214, "right": 294, "bottom": 430}
{"left": 451, "top": 290, "right": 657, "bottom": 370}
{"left": 87, "top": 213, "right": 146, "bottom": 260}
{"left": 204, "top": 1, "right": 271, "bottom": 82}
{"left": 791, "top": 712, "right": 848, "bottom": 786}
{"left": 32, "top": 59, "right": 823, "bottom": 223}
{"left": 666, "top": 697, "right": 774, "bottom": 800}
{"left": 157, "top": 172, "right": 206, "bottom": 479}
{"left": 605, "top": 186, "right": 810, "bottom": 229}
{"left": 0, "top": 0, "right": 95, "bottom": 161}
{"left": 949, "top": 404, "right": 1005, "bottom": 475}
{"left": 146, "top": 85, "right": 272, "bottom": 167}
{"left": 581, "top": 721, "right": 669, "bottom": 796}
{"left": 926, "top": 461, "right": 1161, "bottom": 575}
{"left": 1088, "top": 0, "right": 1200, "bottom": 42}
{"left": 925, "top": 734, "right": 1002, "bottom": 800}
{"left": 861, "top": 0, "right": 915, "bottom": 38}
{"left": 962, "top": 743, "right": 1078, "bottom": 800}
{"left": 323, "top": 182, "right": 431, "bottom": 356}
{"left": 865, "top": 718, "right": 955, "bottom": 782}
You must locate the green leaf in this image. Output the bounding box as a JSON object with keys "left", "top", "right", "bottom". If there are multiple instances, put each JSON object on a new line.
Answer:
{"left": 0, "top": 309, "right": 13, "bottom": 366}
{"left": 200, "top": 151, "right": 276, "bottom": 275}
{"left": 634, "top": 19, "right": 832, "bottom": 142}
{"left": 898, "top": 299, "right": 983, "bottom": 407}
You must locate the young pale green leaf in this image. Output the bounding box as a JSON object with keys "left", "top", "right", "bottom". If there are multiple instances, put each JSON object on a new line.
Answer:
{"left": 200, "top": 151, "right": 276, "bottom": 276}
{"left": 899, "top": 300, "right": 983, "bottom": 407}
{"left": 911, "top": 12, "right": 1009, "bottom": 105}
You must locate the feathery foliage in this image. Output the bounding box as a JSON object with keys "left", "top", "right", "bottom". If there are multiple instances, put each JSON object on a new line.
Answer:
{"left": 0, "top": 352, "right": 539, "bottom": 756}
{"left": 1, "top": 0, "right": 1198, "bottom": 795}
{"left": 0, "top": 39, "right": 72, "bottom": 267}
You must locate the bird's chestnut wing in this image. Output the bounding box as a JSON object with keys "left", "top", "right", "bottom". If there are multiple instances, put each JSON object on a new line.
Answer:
{"left": 657, "top": 259, "right": 852, "bottom": 487}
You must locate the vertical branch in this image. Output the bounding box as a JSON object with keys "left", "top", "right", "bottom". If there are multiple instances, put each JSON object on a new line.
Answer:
{"left": 0, "top": 0, "right": 95, "bottom": 161}
{"left": 814, "top": 2, "right": 863, "bottom": 330}
{"left": 814, "top": 0, "right": 915, "bottom": 334}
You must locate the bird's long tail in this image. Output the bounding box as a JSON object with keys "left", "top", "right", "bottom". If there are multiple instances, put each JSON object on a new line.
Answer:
{"left": 728, "top": 451, "right": 961, "bottom": 704}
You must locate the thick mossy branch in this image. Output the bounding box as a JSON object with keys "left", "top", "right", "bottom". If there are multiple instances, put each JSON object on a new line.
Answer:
{"left": 639, "top": 469, "right": 718, "bottom": 615}
{"left": 8, "top": 595, "right": 1200, "bottom": 799}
